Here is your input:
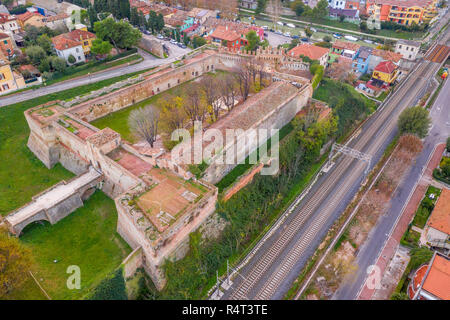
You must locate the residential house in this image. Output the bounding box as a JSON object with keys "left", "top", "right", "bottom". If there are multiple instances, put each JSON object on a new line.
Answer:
{"left": 0, "top": 32, "right": 14, "bottom": 59}
{"left": 367, "top": 48, "right": 402, "bottom": 73}
{"left": 365, "top": 0, "right": 438, "bottom": 26}
{"left": 202, "top": 17, "right": 264, "bottom": 41}
{"left": 371, "top": 60, "right": 399, "bottom": 84}
{"left": 63, "top": 29, "right": 96, "bottom": 55}
{"left": 43, "top": 13, "right": 70, "bottom": 30}
{"left": 328, "top": 0, "right": 347, "bottom": 9}
{"left": 395, "top": 39, "right": 420, "bottom": 60}
{"left": 209, "top": 25, "right": 247, "bottom": 50}
{"left": 288, "top": 44, "right": 330, "bottom": 67}
{"left": 241, "top": 0, "right": 258, "bottom": 10}
{"left": 164, "top": 9, "right": 191, "bottom": 30}
{"left": 187, "top": 7, "right": 216, "bottom": 24}
{"left": 16, "top": 11, "right": 45, "bottom": 28}
{"left": 51, "top": 34, "right": 85, "bottom": 64}
{"left": 352, "top": 46, "right": 373, "bottom": 74}
{"left": 345, "top": 0, "right": 362, "bottom": 10}
{"left": 408, "top": 252, "right": 450, "bottom": 300}
{"left": 0, "top": 13, "right": 21, "bottom": 35}
{"left": 422, "top": 188, "right": 450, "bottom": 251}
{"left": 329, "top": 8, "right": 360, "bottom": 22}
{"left": 0, "top": 57, "right": 25, "bottom": 95}
{"left": 329, "top": 40, "right": 361, "bottom": 63}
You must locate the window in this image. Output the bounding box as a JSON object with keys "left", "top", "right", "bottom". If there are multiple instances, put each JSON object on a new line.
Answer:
{"left": 3, "top": 40, "right": 6, "bottom": 44}
{"left": 0, "top": 73, "right": 4, "bottom": 80}
{"left": 2, "top": 84, "right": 9, "bottom": 90}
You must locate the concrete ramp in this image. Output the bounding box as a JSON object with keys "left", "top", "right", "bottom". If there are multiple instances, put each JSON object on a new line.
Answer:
{"left": 5, "top": 167, "right": 103, "bottom": 236}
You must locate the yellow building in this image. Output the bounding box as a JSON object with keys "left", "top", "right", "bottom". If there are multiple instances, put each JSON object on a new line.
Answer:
{"left": 0, "top": 58, "right": 25, "bottom": 95}
{"left": 16, "top": 11, "right": 45, "bottom": 28}
{"left": 63, "top": 29, "right": 96, "bottom": 55}
{"left": 372, "top": 60, "right": 399, "bottom": 84}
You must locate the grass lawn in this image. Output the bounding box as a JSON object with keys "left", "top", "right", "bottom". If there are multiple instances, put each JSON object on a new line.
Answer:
{"left": 0, "top": 69, "right": 152, "bottom": 216}
{"left": 411, "top": 186, "right": 441, "bottom": 228}
{"left": 8, "top": 191, "right": 131, "bottom": 300}
{"left": 91, "top": 72, "right": 226, "bottom": 142}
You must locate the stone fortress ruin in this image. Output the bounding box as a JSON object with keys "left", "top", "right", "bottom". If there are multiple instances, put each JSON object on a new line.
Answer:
{"left": 4, "top": 46, "right": 313, "bottom": 289}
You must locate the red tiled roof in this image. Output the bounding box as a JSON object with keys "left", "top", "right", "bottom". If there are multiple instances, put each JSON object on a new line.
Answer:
{"left": 0, "top": 13, "right": 16, "bottom": 23}
{"left": 422, "top": 255, "right": 450, "bottom": 300}
{"left": 427, "top": 188, "right": 450, "bottom": 235}
{"left": 43, "top": 13, "right": 69, "bottom": 22}
{"left": 332, "top": 40, "right": 361, "bottom": 52}
{"left": 210, "top": 25, "right": 241, "bottom": 42}
{"left": 17, "top": 11, "right": 43, "bottom": 23}
{"left": 374, "top": 60, "right": 398, "bottom": 74}
{"left": 51, "top": 34, "right": 81, "bottom": 51}
{"left": 372, "top": 48, "right": 403, "bottom": 62}
{"left": 65, "top": 29, "right": 96, "bottom": 42}
{"left": 288, "top": 44, "right": 329, "bottom": 61}
{"left": 0, "top": 32, "right": 10, "bottom": 39}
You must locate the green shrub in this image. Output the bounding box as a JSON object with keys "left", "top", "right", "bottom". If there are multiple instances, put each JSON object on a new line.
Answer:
{"left": 88, "top": 268, "right": 127, "bottom": 300}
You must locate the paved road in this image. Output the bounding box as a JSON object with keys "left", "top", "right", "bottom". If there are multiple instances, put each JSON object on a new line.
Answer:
{"left": 333, "top": 55, "right": 450, "bottom": 301}
{"left": 220, "top": 35, "right": 446, "bottom": 301}
{"left": 0, "top": 47, "right": 190, "bottom": 107}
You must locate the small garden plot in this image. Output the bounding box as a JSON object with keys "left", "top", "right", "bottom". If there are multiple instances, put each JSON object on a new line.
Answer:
{"left": 411, "top": 186, "right": 441, "bottom": 229}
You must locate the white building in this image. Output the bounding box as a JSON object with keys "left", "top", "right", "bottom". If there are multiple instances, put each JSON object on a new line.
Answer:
{"left": 395, "top": 39, "right": 420, "bottom": 61}
{"left": 328, "top": 0, "right": 347, "bottom": 9}
{"left": 52, "top": 34, "right": 85, "bottom": 65}
{"left": 0, "top": 13, "right": 21, "bottom": 35}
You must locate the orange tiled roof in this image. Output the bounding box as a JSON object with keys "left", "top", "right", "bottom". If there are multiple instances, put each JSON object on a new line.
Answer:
{"left": 288, "top": 44, "right": 329, "bottom": 61}
{"left": 0, "top": 13, "right": 16, "bottom": 23}
{"left": 372, "top": 48, "right": 403, "bottom": 62}
{"left": 17, "top": 11, "right": 43, "bottom": 23}
{"left": 427, "top": 188, "right": 450, "bottom": 235}
{"left": 374, "top": 60, "right": 398, "bottom": 74}
{"left": 422, "top": 254, "right": 450, "bottom": 300}
{"left": 0, "top": 32, "right": 10, "bottom": 39}
{"left": 333, "top": 40, "right": 361, "bottom": 52}
{"left": 210, "top": 25, "right": 241, "bottom": 42}
{"left": 51, "top": 34, "right": 81, "bottom": 51}
{"left": 44, "top": 13, "right": 69, "bottom": 22}
{"left": 65, "top": 29, "right": 96, "bottom": 42}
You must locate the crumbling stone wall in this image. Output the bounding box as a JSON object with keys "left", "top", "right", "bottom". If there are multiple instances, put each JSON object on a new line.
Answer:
{"left": 139, "top": 37, "right": 165, "bottom": 58}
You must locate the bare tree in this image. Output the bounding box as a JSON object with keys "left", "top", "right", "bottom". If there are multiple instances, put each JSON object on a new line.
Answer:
{"left": 129, "top": 105, "right": 160, "bottom": 147}
{"left": 219, "top": 73, "right": 238, "bottom": 112}
{"left": 183, "top": 83, "right": 207, "bottom": 127}
{"left": 234, "top": 60, "right": 252, "bottom": 101}
{"left": 200, "top": 75, "right": 221, "bottom": 122}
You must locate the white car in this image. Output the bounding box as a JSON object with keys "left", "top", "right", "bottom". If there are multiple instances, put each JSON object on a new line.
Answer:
{"left": 364, "top": 39, "right": 374, "bottom": 44}
{"left": 344, "top": 35, "right": 358, "bottom": 41}
{"left": 277, "top": 21, "right": 284, "bottom": 26}
{"left": 284, "top": 32, "right": 291, "bottom": 37}
{"left": 262, "top": 25, "right": 269, "bottom": 30}
{"left": 156, "top": 34, "right": 164, "bottom": 39}
{"left": 286, "top": 23, "right": 296, "bottom": 28}
{"left": 310, "top": 27, "right": 317, "bottom": 32}
{"left": 170, "top": 39, "right": 177, "bottom": 44}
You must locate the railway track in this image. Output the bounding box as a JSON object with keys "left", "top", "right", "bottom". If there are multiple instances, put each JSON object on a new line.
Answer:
{"left": 425, "top": 44, "right": 450, "bottom": 63}
{"left": 225, "top": 59, "right": 439, "bottom": 300}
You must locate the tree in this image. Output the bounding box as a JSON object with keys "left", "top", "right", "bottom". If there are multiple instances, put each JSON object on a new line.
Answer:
{"left": 37, "top": 34, "right": 53, "bottom": 55}
{"left": 87, "top": 5, "right": 98, "bottom": 28}
{"left": 158, "top": 95, "right": 187, "bottom": 133}
{"left": 312, "top": 0, "right": 329, "bottom": 19}
{"left": 68, "top": 54, "right": 76, "bottom": 64}
{"left": 446, "top": 136, "right": 450, "bottom": 152}
{"left": 183, "top": 83, "right": 207, "bottom": 127}
{"left": 339, "top": 15, "right": 346, "bottom": 22}
{"left": 193, "top": 36, "right": 206, "bottom": 48}
{"left": 130, "top": 7, "right": 139, "bottom": 26}
{"left": 391, "top": 292, "right": 409, "bottom": 300}
{"left": 323, "top": 35, "right": 332, "bottom": 42}
{"left": 25, "top": 45, "right": 46, "bottom": 64}
{"left": 200, "top": 75, "right": 221, "bottom": 122}
{"left": 291, "top": 0, "right": 305, "bottom": 17}
{"left": 129, "top": 105, "right": 160, "bottom": 147}
{"left": 91, "top": 38, "right": 112, "bottom": 56}
{"left": 360, "top": 21, "right": 368, "bottom": 31}
{"left": 155, "top": 13, "right": 165, "bottom": 32}
{"left": 94, "top": 18, "right": 141, "bottom": 49}
{"left": 255, "top": 0, "right": 267, "bottom": 15}
{"left": 49, "top": 56, "right": 67, "bottom": 72}
{"left": 234, "top": 60, "right": 252, "bottom": 101}
{"left": 0, "top": 230, "right": 33, "bottom": 297}
{"left": 219, "top": 73, "right": 238, "bottom": 111}
{"left": 245, "top": 30, "right": 260, "bottom": 51}
{"left": 304, "top": 27, "right": 313, "bottom": 38}
{"left": 397, "top": 106, "right": 431, "bottom": 138}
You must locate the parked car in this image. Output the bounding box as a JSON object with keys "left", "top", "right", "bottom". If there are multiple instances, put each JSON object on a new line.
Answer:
{"left": 284, "top": 32, "right": 291, "bottom": 37}
{"left": 170, "top": 39, "right": 177, "bottom": 44}
{"left": 364, "top": 39, "right": 374, "bottom": 44}
{"left": 310, "top": 27, "right": 317, "bottom": 32}
{"left": 291, "top": 35, "right": 300, "bottom": 39}
{"left": 277, "top": 21, "right": 284, "bottom": 26}
{"left": 181, "top": 44, "right": 187, "bottom": 49}
{"left": 262, "top": 25, "right": 269, "bottom": 30}
{"left": 333, "top": 33, "right": 343, "bottom": 39}
{"left": 177, "top": 42, "right": 184, "bottom": 47}
{"left": 286, "top": 23, "right": 296, "bottom": 28}
{"left": 157, "top": 34, "right": 164, "bottom": 39}
{"left": 301, "top": 37, "right": 309, "bottom": 42}
{"left": 344, "top": 35, "right": 358, "bottom": 41}
{"left": 269, "top": 28, "right": 275, "bottom": 32}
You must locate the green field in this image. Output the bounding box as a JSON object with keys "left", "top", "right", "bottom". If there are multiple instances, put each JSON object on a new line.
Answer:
{"left": 0, "top": 70, "right": 153, "bottom": 216}
{"left": 7, "top": 191, "right": 131, "bottom": 300}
